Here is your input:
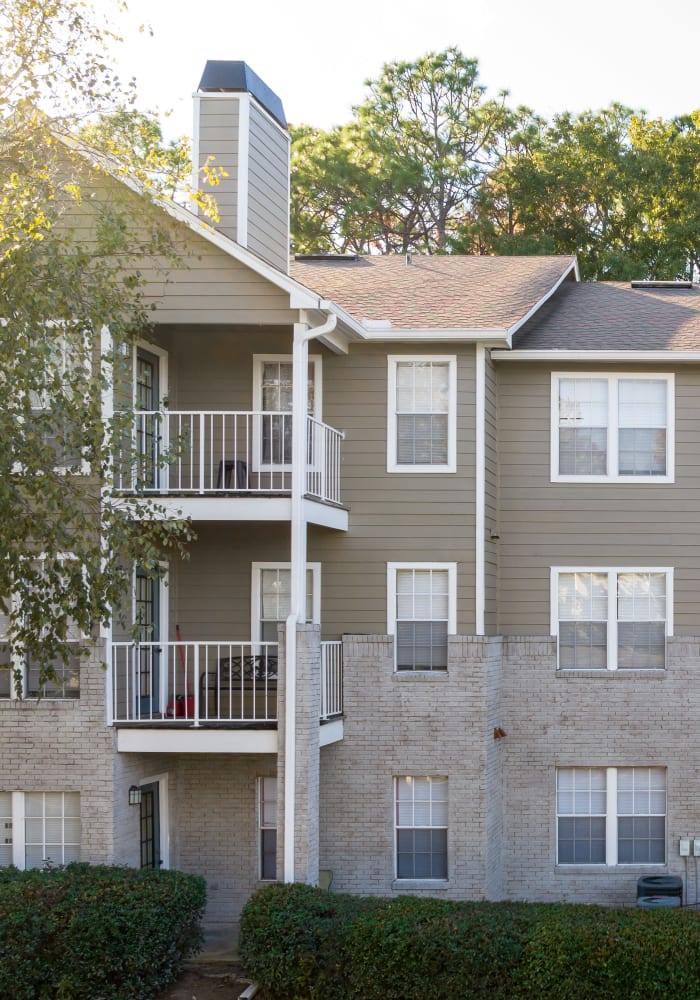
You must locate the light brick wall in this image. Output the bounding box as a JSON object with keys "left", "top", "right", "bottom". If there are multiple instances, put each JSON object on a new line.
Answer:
{"left": 499, "top": 636, "right": 700, "bottom": 906}
{"left": 276, "top": 623, "right": 321, "bottom": 885}
{"left": 0, "top": 641, "right": 116, "bottom": 862}
{"left": 319, "top": 634, "right": 502, "bottom": 899}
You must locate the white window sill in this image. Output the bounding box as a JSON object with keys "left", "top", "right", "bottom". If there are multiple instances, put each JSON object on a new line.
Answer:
{"left": 393, "top": 670, "right": 449, "bottom": 680}
{"left": 556, "top": 669, "right": 666, "bottom": 678}
{"left": 551, "top": 475, "right": 674, "bottom": 485}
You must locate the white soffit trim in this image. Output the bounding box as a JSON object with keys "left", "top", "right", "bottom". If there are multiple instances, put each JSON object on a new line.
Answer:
{"left": 361, "top": 327, "right": 509, "bottom": 343}
{"left": 504, "top": 259, "right": 579, "bottom": 346}
{"left": 492, "top": 350, "right": 700, "bottom": 362}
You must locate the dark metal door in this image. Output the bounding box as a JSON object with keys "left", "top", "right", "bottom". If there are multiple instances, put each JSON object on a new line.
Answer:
{"left": 139, "top": 782, "right": 161, "bottom": 869}
{"left": 136, "top": 348, "right": 160, "bottom": 489}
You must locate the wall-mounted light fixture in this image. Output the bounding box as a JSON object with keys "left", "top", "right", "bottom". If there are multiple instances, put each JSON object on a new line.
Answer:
{"left": 128, "top": 785, "right": 142, "bottom": 806}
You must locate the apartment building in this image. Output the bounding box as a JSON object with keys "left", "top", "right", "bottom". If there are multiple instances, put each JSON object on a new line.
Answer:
{"left": 3, "top": 61, "right": 700, "bottom": 945}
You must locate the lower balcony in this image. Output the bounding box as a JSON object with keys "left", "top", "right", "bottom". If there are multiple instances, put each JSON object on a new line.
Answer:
{"left": 111, "top": 640, "right": 343, "bottom": 753}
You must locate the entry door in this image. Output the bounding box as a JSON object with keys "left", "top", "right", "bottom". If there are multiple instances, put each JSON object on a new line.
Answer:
{"left": 136, "top": 568, "right": 161, "bottom": 716}
{"left": 136, "top": 347, "right": 161, "bottom": 489}
{"left": 139, "top": 782, "right": 161, "bottom": 869}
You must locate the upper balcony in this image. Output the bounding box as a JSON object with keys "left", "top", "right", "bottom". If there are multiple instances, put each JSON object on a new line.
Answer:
{"left": 113, "top": 411, "right": 347, "bottom": 528}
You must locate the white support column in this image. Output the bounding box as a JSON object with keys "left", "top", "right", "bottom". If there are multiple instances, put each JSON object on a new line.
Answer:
{"left": 475, "top": 343, "right": 486, "bottom": 636}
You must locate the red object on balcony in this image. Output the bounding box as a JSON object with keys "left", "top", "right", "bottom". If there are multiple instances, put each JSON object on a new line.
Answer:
{"left": 165, "top": 696, "right": 195, "bottom": 719}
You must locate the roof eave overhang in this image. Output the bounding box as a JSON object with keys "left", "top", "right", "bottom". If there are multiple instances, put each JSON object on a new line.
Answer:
{"left": 360, "top": 327, "right": 510, "bottom": 344}
{"left": 492, "top": 349, "right": 700, "bottom": 362}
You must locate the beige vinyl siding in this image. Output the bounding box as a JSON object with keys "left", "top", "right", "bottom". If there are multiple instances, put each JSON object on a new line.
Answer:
{"left": 484, "top": 350, "right": 499, "bottom": 634}
{"left": 497, "top": 362, "right": 700, "bottom": 636}
{"left": 309, "top": 343, "right": 478, "bottom": 637}
{"left": 197, "top": 98, "right": 240, "bottom": 243}
{"left": 141, "top": 232, "right": 293, "bottom": 325}
{"left": 151, "top": 326, "right": 293, "bottom": 411}
{"left": 246, "top": 102, "right": 289, "bottom": 272}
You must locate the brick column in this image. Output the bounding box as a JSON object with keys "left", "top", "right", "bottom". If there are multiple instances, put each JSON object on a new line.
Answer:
{"left": 277, "top": 622, "right": 321, "bottom": 884}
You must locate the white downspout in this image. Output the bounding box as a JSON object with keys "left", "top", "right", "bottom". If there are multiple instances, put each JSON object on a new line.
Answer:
{"left": 284, "top": 308, "right": 337, "bottom": 883}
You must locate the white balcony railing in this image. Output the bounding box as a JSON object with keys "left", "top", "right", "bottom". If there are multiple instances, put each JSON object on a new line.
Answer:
{"left": 321, "top": 641, "right": 343, "bottom": 720}
{"left": 111, "top": 641, "right": 278, "bottom": 725}
{"left": 114, "top": 410, "right": 343, "bottom": 504}
{"left": 111, "top": 639, "right": 344, "bottom": 726}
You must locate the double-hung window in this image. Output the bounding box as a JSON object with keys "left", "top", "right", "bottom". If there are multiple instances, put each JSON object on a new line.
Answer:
{"left": 557, "top": 767, "right": 666, "bottom": 865}
{"left": 251, "top": 563, "right": 320, "bottom": 642}
{"left": 395, "top": 776, "right": 448, "bottom": 879}
{"left": 252, "top": 355, "right": 321, "bottom": 470}
{"left": 0, "top": 558, "right": 83, "bottom": 700}
{"left": 552, "top": 374, "right": 673, "bottom": 482}
{"left": 28, "top": 328, "right": 91, "bottom": 474}
{"left": 258, "top": 777, "right": 277, "bottom": 880}
{"left": 553, "top": 568, "right": 671, "bottom": 670}
{"left": 0, "top": 791, "right": 81, "bottom": 869}
{"left": 388, "top": 564, "right": 456, "bottom": 671}
{"left": 388, "top": 357, "right": 456, "bottom": 472}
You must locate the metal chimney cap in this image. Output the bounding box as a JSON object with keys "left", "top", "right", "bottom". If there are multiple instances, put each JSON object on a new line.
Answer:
{"left": 197, "top": 61, "right": 287, "bottom": 128}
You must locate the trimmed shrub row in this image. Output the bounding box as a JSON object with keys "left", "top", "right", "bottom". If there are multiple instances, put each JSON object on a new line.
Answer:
{"left": 0, "top": 863, "right": 206, "bottom": 999}
{"left": 239, "top": 883, "right": 700, "bottom": 999}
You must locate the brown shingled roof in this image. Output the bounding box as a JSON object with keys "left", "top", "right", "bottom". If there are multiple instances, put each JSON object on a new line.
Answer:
{"left": 515, "top": 281, "right": 700, "bottom": 351}
{"left": 290, "top": 254, "right": 577, "bottom": 330}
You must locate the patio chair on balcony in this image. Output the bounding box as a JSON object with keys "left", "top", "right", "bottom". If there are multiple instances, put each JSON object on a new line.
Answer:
{"left": 216, "top": 459, "right": 249, "bottom": 490}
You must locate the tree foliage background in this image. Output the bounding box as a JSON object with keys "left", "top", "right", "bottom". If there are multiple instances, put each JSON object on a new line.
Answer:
{"left": 290, "top": 48, "right": 700, "bottom": 281}
{"left": 0, "top": 0, "right": 194, "bottom": 688}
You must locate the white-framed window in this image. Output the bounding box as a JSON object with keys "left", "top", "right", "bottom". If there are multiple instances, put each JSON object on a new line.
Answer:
{"left": 0, "top": 791, "right": 81, "bottom": 869}
{"left": 387, "top": 357, "right": 457, "bottom": 473}
{"left": 395, "top": 776, "right": 448, "bottom": 880}
{"left": 252, "top": 355, "right": 322, "bottom": 470}
{"left": 258, "top": 776, "right": 277, "bottom": 880}
{"left": 251, "top": 563, "right": 321, "bottom": 642}
{"left": 28, "top": 327, "right": 93, "bottom": 475}
{"left": 552, "top": 373, "right": 674, "bottom": 483}
{"left": 557, "top": 767, "right": 666, "bottom": 865}
{"left": 551, "top": 567, "right": 672, "bottom": 671}
{"left": 388, "top": 563, "right": 456, "bottom": 671}
{"left": 0, "top": 557, "right": 84, "bottom": 700}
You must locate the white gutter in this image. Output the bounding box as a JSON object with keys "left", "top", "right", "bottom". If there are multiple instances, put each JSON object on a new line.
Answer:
{"left": 361, "top": 327, "right": 509, "bottom": 343}
{"left": 284, "top": 307, "right": 338, "bottom": 884}
{"left": 492, "top": 349, "right": 700, "bottom": 363}
{"left": 475, "top": 345, "right": 486, "bottom": 636}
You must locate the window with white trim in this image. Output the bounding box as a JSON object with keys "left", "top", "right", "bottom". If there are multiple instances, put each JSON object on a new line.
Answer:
{"left": 252, "top": 355, "right": 321, "bottom": 469}
{"left": 28, "top": 329, "right": 92, "bottom": 474}
{"left": 388, "top": 357, "right": 456, "bottom": 472}
{"left": 0, "top": 791, "right": 81, "bottom": 869}
{"left": 553, "top": 568, "right": 671, "bottom": 670}
{"left": 252, "top": 563, "right": 321, "bottom": 642}
{"left": 557, "top": 767, "right": 666, "bottom": 865}
{"left": 388, "top": 564, "right": 455, "bottom": 671}
{"left": 552, "top": 374, "right": 674, "bottom": 482}
{"left": 395, "top": 776, "right": 448, "bottom": 879}
{"left": 258, "top": 777, "right": 277, "bottom": 880}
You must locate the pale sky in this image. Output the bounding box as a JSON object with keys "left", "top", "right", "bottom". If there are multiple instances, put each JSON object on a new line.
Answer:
{"left": 97, "top": 0, "right": 700, "bottom": 140}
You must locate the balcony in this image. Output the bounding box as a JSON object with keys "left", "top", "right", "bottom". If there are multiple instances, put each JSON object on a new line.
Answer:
{"left": 113, "top": 411, "right": 345, "bottom": 525}
{"left": 111, "top": 640, "right": 343, "bottom": 752}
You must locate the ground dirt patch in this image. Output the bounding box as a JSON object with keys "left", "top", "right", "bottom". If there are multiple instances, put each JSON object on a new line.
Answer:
{"left": 156, "top": 962, "right": 256, "bottom": 999}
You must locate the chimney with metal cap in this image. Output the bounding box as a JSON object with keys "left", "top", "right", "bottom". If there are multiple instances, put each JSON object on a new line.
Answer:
{"left": 193, "top": 61, "right": 290, "bottom": 273}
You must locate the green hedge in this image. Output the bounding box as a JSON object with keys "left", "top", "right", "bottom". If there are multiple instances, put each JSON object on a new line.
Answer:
{"left": 0, "top": 864, "right": 206, "bottom": 999}
{"left": 239, "top": 883, "right": 700, "bottom": 1000}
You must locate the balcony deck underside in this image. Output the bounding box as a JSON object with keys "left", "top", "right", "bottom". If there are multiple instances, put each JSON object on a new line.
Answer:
{"left": 122, "top": 494, "right": 348, "bottom": 529}
{"left": 116, "top": 717, "right": 343, "bottom": 753}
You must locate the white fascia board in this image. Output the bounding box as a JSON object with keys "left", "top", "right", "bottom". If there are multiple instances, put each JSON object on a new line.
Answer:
{"left": 117, "top": 727, "right": 278, "bottom": 754}
{"left": 504, "top": 259, "right": 579, "bottom": 347}
{"left": 361, "top": 327, "right": 509, "bottom": 343}
{"left": 492, "top": 350, "right": 700, "bottom": 363}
